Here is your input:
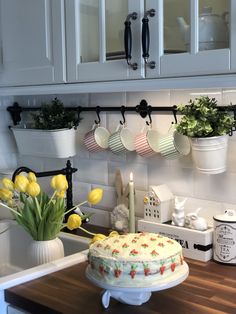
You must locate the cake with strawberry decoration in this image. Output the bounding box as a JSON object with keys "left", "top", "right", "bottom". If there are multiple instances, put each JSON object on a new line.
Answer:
{"left": 87, "top": 232, "right": 184, "bottom": 287}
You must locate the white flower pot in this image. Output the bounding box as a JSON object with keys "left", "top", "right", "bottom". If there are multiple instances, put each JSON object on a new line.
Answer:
{"left": 27, "top": 237, "right": 64, "bottom": 267}
{"left": 190, "top": 135, "right": 229, "bottom": 174}
{"left": 11, "top": 127, "right": 77, "bottom": 158}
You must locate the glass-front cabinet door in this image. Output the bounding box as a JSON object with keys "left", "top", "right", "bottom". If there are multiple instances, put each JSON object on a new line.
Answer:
{"left": 147, "top": 0, "right": 235, "bottom": 78}
{"left": 66, "top": 0, "right": 235, "bottom": 82}
{"left": 66, "top": 0, "right": 144, "bottom": 82}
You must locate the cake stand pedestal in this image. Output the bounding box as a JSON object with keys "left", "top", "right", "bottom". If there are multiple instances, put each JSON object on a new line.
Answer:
{"left": 86, "top": 261, "right": 189, "bottom": 308}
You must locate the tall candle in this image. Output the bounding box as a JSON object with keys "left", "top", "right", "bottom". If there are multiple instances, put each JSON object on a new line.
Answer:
{"left": 129, "top": 172, "right": 135, "bottom": 233}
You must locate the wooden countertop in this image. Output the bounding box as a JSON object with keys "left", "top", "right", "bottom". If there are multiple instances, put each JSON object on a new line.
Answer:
{"left": 4, "top": 226, "right": 236, "bottom": 314}
{"left": 5, "top": 259, "right": 236, "bottom": 313}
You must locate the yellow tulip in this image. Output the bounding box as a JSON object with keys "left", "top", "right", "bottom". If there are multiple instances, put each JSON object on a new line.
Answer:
{"left": 56, "top": 190, "right": 66, "bottom": 198}
{"left": 26, "top": 182, "right": 41, "bottom": 197}
{"left": 0, "top": 188, "right": 13, "bottom": 201}
{"left": 14, "top": 175, "right": 29, "bottom": 193}
{"left": 28, "top": 172, "right": 37, "bottom": 182}
{"left": 67, "top": 214, "right": 82, "bottom": 230}
{"left": 87, "top": 188, "right": 103, "bottom": 205}
{"left": 109, "top": 231, "right": 119, "bottom": 237}
{"left": 7, "top": 199, "right": 15, "bottom": 207}
{"left": 2, "top": 178, "right": 14, "bottom": 191}
{"left": 51, "top": 174, "right": 68, "bottom": 192}
{"left": 90, "top": 233, "right": 107, "bottom": 245}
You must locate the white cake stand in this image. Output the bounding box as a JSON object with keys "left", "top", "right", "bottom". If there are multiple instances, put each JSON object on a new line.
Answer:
{"left": 86, "top": 261, "right": 189, "bottom": 308}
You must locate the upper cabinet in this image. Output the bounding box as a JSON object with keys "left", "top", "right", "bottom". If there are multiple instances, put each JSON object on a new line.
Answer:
{"left": 158, "top": 0, "right": 235, "bottom": 77}
{"left": 0, "top": 0, "right": 235, "bottom": 86}
{"left": 0, "top": 0, "right": 66, "bottom": 86}
{"left": 66, "top": 0, "right": 236, "bottom": 82}
{"left": 65, "top": 0, "right": 144, "bottom": 82}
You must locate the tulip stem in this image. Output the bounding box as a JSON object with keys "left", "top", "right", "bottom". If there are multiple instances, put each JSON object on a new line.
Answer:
{"left": 64, "top": 201, "right": 88, "bottom": 215}
{"left": 78, "top": 226, "right": 96, "bottom": 236}
{"left": 0, "top": 202, "right": 22, "bottom": 217}
{"left": 34, "top": 197, "right": 42, "bottom": 220}
{"left": 48, "top": 190, "right": 57, "bottom": 205}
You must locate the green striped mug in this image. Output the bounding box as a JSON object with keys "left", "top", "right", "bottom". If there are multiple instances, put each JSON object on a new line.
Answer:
{"left": 108, "top": 124, "right": 135, "bottom": 155}
{"left": 158, "top": 131, "right": 191, "bottom": 159}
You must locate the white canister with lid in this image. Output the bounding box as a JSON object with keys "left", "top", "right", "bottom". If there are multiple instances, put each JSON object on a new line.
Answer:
{"left": 213, "top": 210, "right": 236, "bottom": 264}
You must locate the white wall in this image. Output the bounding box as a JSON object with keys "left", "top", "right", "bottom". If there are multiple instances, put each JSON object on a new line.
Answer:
{"left": 2, "top": 88, "right": 236, "bottom": 227}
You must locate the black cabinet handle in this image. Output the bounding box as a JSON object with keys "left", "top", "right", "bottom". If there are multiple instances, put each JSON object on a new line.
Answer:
{"left": 142, "top": 9, "right": 156, "bottom": 69}
{"left": 124, "top": 12, "right": 138, "bottom": 70}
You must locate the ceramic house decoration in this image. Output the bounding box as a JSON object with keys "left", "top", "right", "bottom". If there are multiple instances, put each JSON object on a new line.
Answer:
{"left": 143, "top": 185, "right": 174, "bottom": 223}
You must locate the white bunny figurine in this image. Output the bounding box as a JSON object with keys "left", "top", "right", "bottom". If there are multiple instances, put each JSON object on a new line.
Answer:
{"left": 110, "top": 170, "right": 129, "bottom": 233}
{"left": 171, "top": 197, "right": 187, "bottom": 227}
{"left": 184, "top": 208, "right": 208, "bottom": 231}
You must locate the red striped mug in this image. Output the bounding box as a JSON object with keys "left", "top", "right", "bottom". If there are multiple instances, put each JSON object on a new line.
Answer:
{"left": 135, "top": 127, "right": 161, "bottom": 157}
{"left": 84, "top": 124, "right": 110, "bottom": 153}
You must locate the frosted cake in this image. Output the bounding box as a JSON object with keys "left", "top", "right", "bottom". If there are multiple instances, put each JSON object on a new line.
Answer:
{"left": 87, "top": 232, "right": 184, "bottom": 287}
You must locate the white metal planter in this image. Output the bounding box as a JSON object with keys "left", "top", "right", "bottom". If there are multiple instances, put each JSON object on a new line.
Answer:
{"left": 11, "top": 127, "right": 77, "bottom": 158}
{"left": 190, "top": 135, "right": 229, "bottom": 174}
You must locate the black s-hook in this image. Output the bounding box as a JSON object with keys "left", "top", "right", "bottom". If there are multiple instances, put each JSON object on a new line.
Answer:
{"left": 172, "top": 105, "right": 178, "bottom": 124}
{"left": 146, "top": 105, "right": 152, "bottom": 126}
{"left": 95, "top": 106, "right": 101, "bottom": 124}
{"left": 120, "top": 106, "right": 126, "bottom": 125}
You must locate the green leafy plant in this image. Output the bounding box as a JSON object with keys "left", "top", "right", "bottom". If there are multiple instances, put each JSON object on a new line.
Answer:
{"left": 32, "top": 97, "right": 81, "bottom": 130}
{"left": 176, "top": 96, "right": 235, "bottom": 137}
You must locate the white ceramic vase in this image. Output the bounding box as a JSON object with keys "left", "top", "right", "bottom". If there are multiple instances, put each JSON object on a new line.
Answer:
{"left": 190, "top": 135, "right": 228, "bottom": 174}
{"left": 27, "top": 237, "right": 64, "bottom": 267}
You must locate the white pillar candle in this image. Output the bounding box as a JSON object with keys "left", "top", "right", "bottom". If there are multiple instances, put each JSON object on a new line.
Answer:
{"left": 129, "top": 172, "right": 135, "bottom": 233}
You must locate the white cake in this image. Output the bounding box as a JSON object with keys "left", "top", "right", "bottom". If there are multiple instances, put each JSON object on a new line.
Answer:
{"left": 87, "top": 232, "right": 184, "bottom": 287}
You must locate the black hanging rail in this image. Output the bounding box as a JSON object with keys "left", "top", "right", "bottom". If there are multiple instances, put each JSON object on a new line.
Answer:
{"left": 7, "top": 99, "right": 236, "bottom": 128}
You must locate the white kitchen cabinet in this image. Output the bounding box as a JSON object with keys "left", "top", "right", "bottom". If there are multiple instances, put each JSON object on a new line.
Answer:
{"left": 65, "top": 0, "right": 145, "bottom": 82}
{"left": 0, "top": 0, "right": 66, "bottom": 86}
{"left": 66, "top": 0, "right": 236, "bottom": 82}
{"left": 155, "top": 0, "right": 236, "bottom": 78}
{"left": 0, "top": 0, "right": 235, "bottom": 87}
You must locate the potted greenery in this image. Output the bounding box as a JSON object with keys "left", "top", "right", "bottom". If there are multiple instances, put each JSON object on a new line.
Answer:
{"left": 176, "top": 96, "right": 235, "bottom": 174}
{"left": 11, "top": 98, "right": 81, "bottom": 158}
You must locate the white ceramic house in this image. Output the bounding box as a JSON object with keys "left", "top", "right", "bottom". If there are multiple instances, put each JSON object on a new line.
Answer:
{"left": 143, "top": 185, "right": 174, "bottom": 223}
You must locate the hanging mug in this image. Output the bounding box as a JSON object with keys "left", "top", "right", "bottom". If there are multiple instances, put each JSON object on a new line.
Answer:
{"left": 135, "top": 125, "right": 161, "bottom": 157}
{"left": 108, "top": 124, "right": 135, "bottom": 155}
{"left": 84, "top": 123, "right": 110, "bottom": 153}
{"left": 158, "top": 127, "right": 191, "bottom": 159}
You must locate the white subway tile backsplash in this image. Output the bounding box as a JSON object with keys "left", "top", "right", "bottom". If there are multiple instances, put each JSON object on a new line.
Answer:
{"left": 126, "top": 91, "right": 170, "bottom": 107}
{"left": 89, "top": 92, "right": 125, "bottom": 107}
{"left": 0, "top": 111, "right": 13, "bottom": 128}
{"left": 72, "top": 181, "right": 91, "bottom": 205}
{"left": 74, "top": 158, "right": 108, "bottom": 185}
{"left": 90, "top": 184, "right": 117, "bottom": 211}
{"left": 0, "top": 153, "right": 17, "bottom": 169}
{"left": 1, "top": 88, "right": 236, "bottom": 228}
{"left": 17, "top": 155, "right": 44, "bottom": 171}
{"left": 222, "top": 89, "right": 236, "bottom": 105}
{"left": 108, "top": 161, "right": 148, "bottom": 191}
{"left": 180, "top": 196, "right": 222, "bottom": 226}
{"left": 0, "top": 131, "right": 17, "bottom": 153}
{"left": 170, "top": 89, "right": 222, "bottom": 106}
